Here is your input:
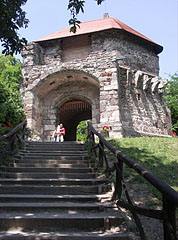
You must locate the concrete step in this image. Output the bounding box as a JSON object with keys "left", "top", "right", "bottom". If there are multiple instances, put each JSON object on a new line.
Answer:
{"left": 26, "top": 142, "right": 84, "bottom": 145}
{"left": 19, "top": 150, "right": 88, "bottom": 155}
{"left": 0, "top": 212, "right": 124, "bottom": 231}
{"left": 16, "top": 154, "right": 89, "bottom": 160}
{"left": 25, "top": 141, "right": 83, "bottom": 145}
{"left": 16, "top": 155, "right": 88, "bottom": 160}
{"left": 0, "top": 202, "right": 111, "bottom": 212}
{"left": 0, "top": 178, "right": 106, "bottom": 186}
{"left": 0, "top": 184, "right": 104, "bottom": 195}
{"left": 0, "top": 141, "right": 133, "bottom": 238}
{"left": 18, "top": 151, "right": 88, "bottom": 158}
{"left": 13, "top": 159, "right": 90, "bottom": 165}
{"left": 25, "top": 146, "right": 85, "bottom": 150}
{"left": 0, "top": 231, "right": 131, "bottom": 240}
{"left": 0, "top": 172, "right": 97, "bottom": 179}
{"left": 4, "top": 167, "right": 93, "bottom": 173}
{"left": 0, "top": 194, "right": 103, "bottom": 203}
{"left": 10, "top": 163, "right": 90, "bottom": 168}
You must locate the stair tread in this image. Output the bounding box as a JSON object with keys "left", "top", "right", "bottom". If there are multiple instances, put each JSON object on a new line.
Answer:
{"left": 0, "top": 172, "right": 97, "bottom": 179}
{"left": 5, "top": 167, "right": 92, "bottom": 171}
{"left": 20, "top": 151, "right": 88, "bottom": 153}
{"left": 0, "top": 178, "right": 104, "bottom": 182}
{"left": 0, "top": 184, "right": 103, "bottom": 187}
{"left": 0, "top": 202, "right": 112, "bottom": 207}
{"left": 0, "top": 141, "right": 133, "bottom": 238}
{"left": 0, "top": 230, "right": 131, "bottom": 239}
{"left": 13, "top": 163, "right": 89, "bottom": 165}
{"left": 0, "top": 193, "right": 108, "bottom": 199}
{"left": 0, "top": 211, "right": 123, "bottom": 218}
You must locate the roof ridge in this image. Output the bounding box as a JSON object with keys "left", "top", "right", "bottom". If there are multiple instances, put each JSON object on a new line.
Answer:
{"left": 34, "top": 16, "right": 163, "bottom": 54}
{"left": 113, "top": 17, "right": 156, "bottom": 44}
{"left": 78, "top": 16, "right": 114, "bottom": 25}
{"left": 35, "top": 17, "right": 113, "bottom": 42}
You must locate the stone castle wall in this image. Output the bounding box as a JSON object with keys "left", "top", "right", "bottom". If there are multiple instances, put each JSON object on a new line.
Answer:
{"left": 21, "top": 30, "right": 171, "bottom": 140}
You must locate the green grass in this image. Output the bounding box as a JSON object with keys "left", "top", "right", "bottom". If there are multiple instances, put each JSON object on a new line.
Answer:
{"left": 107, "top": 137, "right": 178, "bottom": 201}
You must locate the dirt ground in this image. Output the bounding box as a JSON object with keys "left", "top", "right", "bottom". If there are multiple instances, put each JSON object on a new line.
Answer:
{"left": 122, "top": 182, "right": 164, "bottom": 240}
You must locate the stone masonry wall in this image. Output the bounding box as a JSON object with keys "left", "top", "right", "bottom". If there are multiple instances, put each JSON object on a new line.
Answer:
{"left": 41, "top": 81, "right": 99, "bottom": 141}
{"left": 118, "top": 66, "right": 171, "bottom": 137}
{"left": 92, "top": 31, "right": 160, "bottom": 75}
{"left": 21, "top": 30, "right": 171, "bottom": 140}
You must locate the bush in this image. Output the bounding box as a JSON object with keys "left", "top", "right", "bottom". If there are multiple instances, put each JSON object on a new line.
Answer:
{"left": 163, "top": 73, "right": 178, "bottom": 134}
{"left": 76, "top": 120, "right": 90, "bottom": 142}
{"left": 0, "top": 55, "right": 25, "bottom": 136}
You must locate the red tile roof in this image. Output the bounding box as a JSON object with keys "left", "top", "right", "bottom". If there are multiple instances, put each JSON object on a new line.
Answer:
{"left": 35, "top": 17, "right": 162, "bottom": 53}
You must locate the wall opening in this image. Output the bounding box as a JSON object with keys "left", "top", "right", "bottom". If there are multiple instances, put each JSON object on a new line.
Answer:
{"left": 58, "top": 99, "right": 92, "bottom": 141}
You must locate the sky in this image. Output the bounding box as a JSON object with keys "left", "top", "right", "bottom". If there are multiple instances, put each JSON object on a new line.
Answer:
{"left": 14, "top": 0, "right": 178, "bottom": 79}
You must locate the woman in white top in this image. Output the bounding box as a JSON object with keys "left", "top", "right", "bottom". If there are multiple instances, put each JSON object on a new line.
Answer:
{"left": 52, "top": 125, "right": 60, "bottom": 142}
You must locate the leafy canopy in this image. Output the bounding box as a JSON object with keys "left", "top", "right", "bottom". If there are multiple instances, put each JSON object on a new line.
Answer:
{"left": 68, "top": 0, "right": 105, "bottom": 33}
{"left": 163, "top": 73, "right": 178, "bottom": 133}
{"left": 0, "top": 54, "right": 25, "bottom": 136}
{"left": 0, "top": 0, "right": 29, "bottom": 55}
{"left": 0, "top": 0, "right": 105, "bottom": 55}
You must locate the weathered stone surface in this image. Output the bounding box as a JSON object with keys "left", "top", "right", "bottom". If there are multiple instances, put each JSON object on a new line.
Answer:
{"left": 21, "top": 28, "right": 171, "bottom": 140}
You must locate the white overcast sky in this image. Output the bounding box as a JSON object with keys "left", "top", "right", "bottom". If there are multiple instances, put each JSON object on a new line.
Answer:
{"left": 15, "top": 0, "right": 178, "bottom": 78}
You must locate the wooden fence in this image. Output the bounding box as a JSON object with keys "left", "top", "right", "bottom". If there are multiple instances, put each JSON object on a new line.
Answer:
{"left": 86, "top": 120, "right": 178, "bottom": 240}
{"left": 0, "top": 120, "right": 27, "bottom": 164}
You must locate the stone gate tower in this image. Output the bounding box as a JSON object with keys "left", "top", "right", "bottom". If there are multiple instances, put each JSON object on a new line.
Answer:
{"left": 21, "top": 16, "right": 172, "bottom": 141}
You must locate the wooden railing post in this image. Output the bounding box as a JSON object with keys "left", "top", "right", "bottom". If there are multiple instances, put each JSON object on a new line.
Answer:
{"left": 113, "top": 161, "right": 123, "bottom": 199}
{"left": 86, "top": 120, "right": 89, "bottom": 140}
{"left": 99, "top": 139, "right": 104, "bottom": 168}
{"left": 91, "top": 132, "right": 98, "bottom": 159}
{"left": 22, "top": 121, "right": 26, "bottom": 140}
{"left": 162, "top": 195, "right": 177, "bottom": 240}
{"left": 9, "top": 133, "right": 16, "bottom": 153}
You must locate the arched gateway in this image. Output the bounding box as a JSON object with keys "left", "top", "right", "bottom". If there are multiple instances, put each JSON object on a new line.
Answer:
{"left": 21, "top": 16, "right": 172, "bottom": 141}
{"left": 59, "top": 99, "right": 92, "bottom": 141}
{"left": 22, "top": 69, "right": 99, "bottom": 141}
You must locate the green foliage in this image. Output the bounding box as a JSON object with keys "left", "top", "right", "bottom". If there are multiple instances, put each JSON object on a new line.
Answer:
{"left": 0, "top": 54, "right": 25, "bottom": 136}
{"left": 163, "top": 73, "right": 178, "bottom": 133}
{"left": 108, "top": 137, "right": 178, "bottom": 201}
{"left": 76, "top": 120, "right": 88, "bottom": 142}
{"left": 0, "top": 0, "right": 29, "bottom": 55}
{"left": 68, "top": 0, "right": 105, "bottom": 33}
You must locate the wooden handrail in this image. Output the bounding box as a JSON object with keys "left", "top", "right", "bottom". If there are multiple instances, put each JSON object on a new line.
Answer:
{"left": 87, "top": 120, "right": 178, "bottom": 239}
{"left": 0, "top": 119, "right": 27, "bottom": 141}
{"left": 87, "top": 121, "right": 178, "bottom": 206}
{"left": 0, "top": 119, "right": 27, "bottom": 166}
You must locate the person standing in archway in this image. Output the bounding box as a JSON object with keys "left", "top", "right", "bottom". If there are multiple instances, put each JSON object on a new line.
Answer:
{"left": 58, "top": 123, "right": 65, "bottom": 142}
{"left": 52, "top": 125, "right": 60, "bottom": 142}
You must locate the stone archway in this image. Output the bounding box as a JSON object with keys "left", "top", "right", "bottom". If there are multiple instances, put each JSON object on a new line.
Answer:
{"left": 26, "top": 69, "right": 100, "bottom": 141}
{"left": 58, "top": 99, "right": 92, "bottom": 141}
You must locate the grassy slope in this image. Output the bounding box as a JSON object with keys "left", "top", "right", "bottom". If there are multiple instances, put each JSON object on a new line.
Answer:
{"left": 108, "top": 137, "right": 178, "bottom": 200}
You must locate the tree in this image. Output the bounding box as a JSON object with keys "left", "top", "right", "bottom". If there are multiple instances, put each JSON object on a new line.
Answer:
{"left": 0, "top": 0, "right": 29, "bottom": 55}
{"left": 0, "top": 0, "right": 105, "bottom": 55}
{"left": 68, "top": 0, "right": 105, "bottom": 33}
{"left": 76, "top": 120, "right": 88, "bottom": 141}
{"left": 0, "top": 54, "right": 25, "bottom": 136}
{"left": 163, "top": 73, "right": 178, "bottom": 134}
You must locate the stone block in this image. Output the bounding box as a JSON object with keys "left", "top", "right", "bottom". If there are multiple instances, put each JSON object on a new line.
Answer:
{"left": 106, "top": 106, "right": 119, "bottom": 111}
{"left": 104, "top": 84, "right": 118, "bottom": 91}
{"left": 100, "top": 117, "right": 108, "bottom": 123}
{"left": 110, "top": 131, "right": 123, "bottom": 138}
{"left": 44, "top": 125, "right": 54, "bottom": 131}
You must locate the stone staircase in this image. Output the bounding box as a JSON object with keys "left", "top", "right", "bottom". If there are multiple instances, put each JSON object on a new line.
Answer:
{"left": 0, "top": 141, "right": 132, "bottom": 239}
